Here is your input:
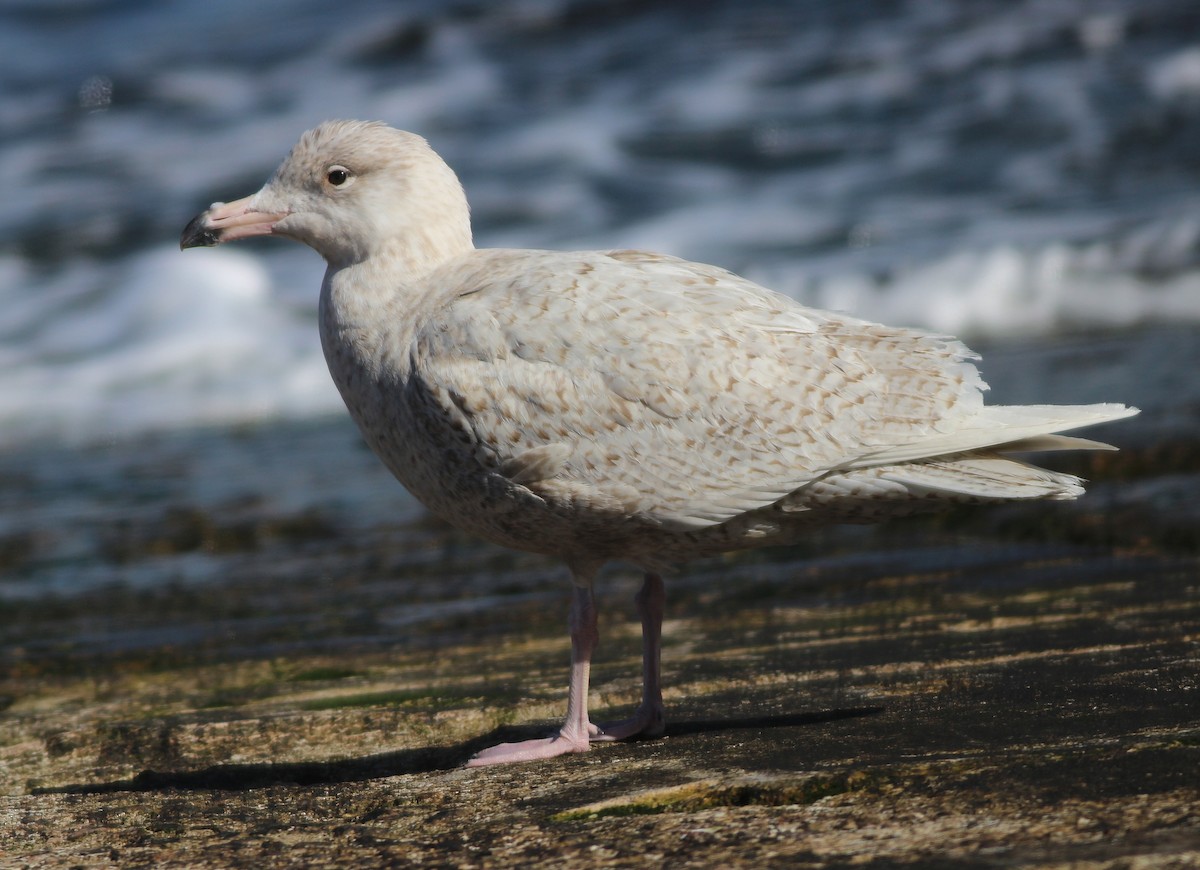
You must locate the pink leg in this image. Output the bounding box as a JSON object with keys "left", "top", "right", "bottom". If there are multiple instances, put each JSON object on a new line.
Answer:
{"left": 466, "top": 581, "right": 599, "bottom": 767}
{"left": 593, "top": 572, "right": 666, "bottom": 742}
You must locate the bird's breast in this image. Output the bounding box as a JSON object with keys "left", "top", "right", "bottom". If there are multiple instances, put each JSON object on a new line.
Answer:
{"left": 318, "top": 324, "right": 561, "bottom": 549}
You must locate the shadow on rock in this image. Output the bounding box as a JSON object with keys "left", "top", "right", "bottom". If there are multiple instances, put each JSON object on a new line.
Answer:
{"left": 33, "top": 706, "right": 882, "bottom": 795}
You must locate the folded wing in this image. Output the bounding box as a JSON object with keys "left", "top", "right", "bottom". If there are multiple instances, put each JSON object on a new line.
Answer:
{"left": 414, "top": 249, "right": 1136, "bottom": 530}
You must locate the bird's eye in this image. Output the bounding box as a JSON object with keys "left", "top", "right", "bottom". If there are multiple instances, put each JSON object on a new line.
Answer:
{"left": 326, "top": 167, "right": 351, "bottom": 187}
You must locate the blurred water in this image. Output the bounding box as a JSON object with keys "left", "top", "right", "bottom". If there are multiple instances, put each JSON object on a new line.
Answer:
{"left": 0, "top": 0, "right": 1198, "bottom": 447}
{"left": 0, "top": 1, "right": 1196, "bottom": 605}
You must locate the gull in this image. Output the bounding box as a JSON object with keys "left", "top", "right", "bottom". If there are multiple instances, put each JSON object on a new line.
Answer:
{"left": 182, "top": 120, "right": 1137, "bottom": 766}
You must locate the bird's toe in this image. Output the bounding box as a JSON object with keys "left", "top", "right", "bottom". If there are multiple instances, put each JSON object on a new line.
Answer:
{"left": 591, "top": 703, "right": 666, "bottom": 742}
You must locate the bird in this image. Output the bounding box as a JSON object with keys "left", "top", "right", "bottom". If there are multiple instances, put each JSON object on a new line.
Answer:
{"left": 181, "top": 120, "right": 1138, "bottom": 766}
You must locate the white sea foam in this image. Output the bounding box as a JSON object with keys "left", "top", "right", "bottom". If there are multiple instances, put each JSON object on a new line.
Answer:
{"left": 794, "top": 240, "right": 1200, "bottom": 339}
{"left": 0, "top": 247, "right": 340, "bottom": 448}
{"left": 1148, "top": 46, "right": 1200, "bottom": 102}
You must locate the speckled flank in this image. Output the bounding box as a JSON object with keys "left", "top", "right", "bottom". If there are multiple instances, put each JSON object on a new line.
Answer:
{"left": 184, "top": 120, "right": 1138, "bottom": 763}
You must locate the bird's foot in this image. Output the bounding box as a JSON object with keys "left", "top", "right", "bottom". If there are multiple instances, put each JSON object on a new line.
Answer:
{"left": 590, "top": 702, "right": 666, "bottom": 742}
{"left": 465, "top": 729, "right": 591, "bottom": 767}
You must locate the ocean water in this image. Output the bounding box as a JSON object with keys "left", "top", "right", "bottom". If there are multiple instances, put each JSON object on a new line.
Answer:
{"left": 0, "top": 1, "right": 1197, "bottom": 605}
{"left": 1, "top": 0, "right": 1198, "bottom": 447}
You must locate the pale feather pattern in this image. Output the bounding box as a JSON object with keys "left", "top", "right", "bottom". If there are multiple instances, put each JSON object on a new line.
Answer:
{"left": 181, "top": 120, "right": 1139, "bottom": 766}
{"left": 399, "top": 246, "right": 1131, "bottom": 567}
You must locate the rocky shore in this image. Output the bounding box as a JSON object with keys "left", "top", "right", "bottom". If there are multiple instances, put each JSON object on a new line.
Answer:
{"left": 2, "top": 424, "right": 1198, "bottom": 866}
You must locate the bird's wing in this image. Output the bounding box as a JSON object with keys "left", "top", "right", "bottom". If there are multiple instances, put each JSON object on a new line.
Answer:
{"left": 411, "top": 248, "right": 1008, "bottom": 530}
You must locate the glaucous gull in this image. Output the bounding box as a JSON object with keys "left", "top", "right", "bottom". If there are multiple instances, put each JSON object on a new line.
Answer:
{"left": 181, "top": 120, "right": 1138, "bottom": 766}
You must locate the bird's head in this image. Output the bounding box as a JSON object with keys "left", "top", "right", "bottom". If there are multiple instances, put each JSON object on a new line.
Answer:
{"left": 181, "top": 120, "right": 472, "bottom": 270}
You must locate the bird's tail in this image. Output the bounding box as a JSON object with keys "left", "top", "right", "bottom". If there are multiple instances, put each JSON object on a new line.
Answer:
{"left": 858, "top": 403, "right": 1139, "bottom": 467}
{"left": 788, "top": 403, "right": 1138, "bottom": 517}
{"left": 872, "top": 453, "right": 1085, "bottom": 502}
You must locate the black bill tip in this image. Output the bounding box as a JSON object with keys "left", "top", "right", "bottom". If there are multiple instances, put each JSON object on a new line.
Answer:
{"left": 180, "top": 210, "right": 220, "bottom": 249}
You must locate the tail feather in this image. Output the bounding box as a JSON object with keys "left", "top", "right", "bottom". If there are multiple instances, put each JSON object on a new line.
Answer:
{"left": 782, "top": 450, "right": 1087, "bottom": 522}
{"left": 776, "top": 403, "right": 1136, "bottom": 524}
{"left": 858, "top": 403, "right": 1138, "bottom": 467}
{"left": 997, "top": 433, "right": 1118, "bottom": 453}
{"left": 878, "top": 454, "right": 1085, "bottom": 502}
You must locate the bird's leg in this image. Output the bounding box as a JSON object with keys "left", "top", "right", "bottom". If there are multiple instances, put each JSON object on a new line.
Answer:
{"left": 592, "top": 571, "right": 666, "bottom": 742}
{"left": 466, "top": 579, "right": 598, "bottom": 767}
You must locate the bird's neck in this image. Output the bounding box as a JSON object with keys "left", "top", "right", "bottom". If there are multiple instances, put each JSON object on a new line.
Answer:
{"left": 318, "top": 231, "right": 472, "bottom": 383}
{"left": 382, "top": 225, "right": 474, "bottom": 282}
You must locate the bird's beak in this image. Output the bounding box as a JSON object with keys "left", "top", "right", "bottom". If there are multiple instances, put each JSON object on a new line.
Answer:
{"left": 180, "top": 194, "right": 289, "bottom": 249}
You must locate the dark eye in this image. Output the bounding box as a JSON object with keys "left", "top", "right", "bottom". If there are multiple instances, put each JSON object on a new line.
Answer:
{"left": 326, "top": 167, "right": 350, "bottom": 186}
